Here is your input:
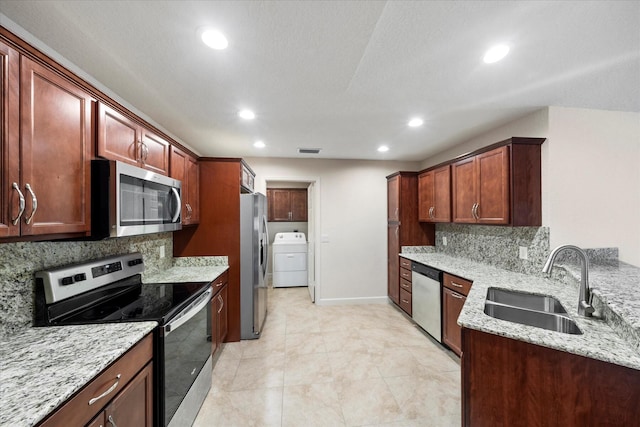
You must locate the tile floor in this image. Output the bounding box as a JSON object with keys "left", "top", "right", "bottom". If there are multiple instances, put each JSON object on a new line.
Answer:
{"left": 194, "top": 287, "right": 461, "bottom": 426}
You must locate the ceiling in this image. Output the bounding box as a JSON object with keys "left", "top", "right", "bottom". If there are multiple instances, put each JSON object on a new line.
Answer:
{"left": 0, "top": 1, "right": 638, "bottom": 161}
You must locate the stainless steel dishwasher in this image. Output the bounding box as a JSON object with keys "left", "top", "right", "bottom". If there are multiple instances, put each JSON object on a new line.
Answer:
{"left": 412, "top": 263, "right": 442, "bottom": 342}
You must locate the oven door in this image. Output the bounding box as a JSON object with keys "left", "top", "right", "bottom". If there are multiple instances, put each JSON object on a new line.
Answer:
{"left": 160, "top": 287, "right": 213, "bottom": 427}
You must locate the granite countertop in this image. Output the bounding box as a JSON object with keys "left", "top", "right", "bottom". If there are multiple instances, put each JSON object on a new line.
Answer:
{"left": 400, "top": 253, "right": 640, "bottom": 371}
{"left": 0, "top": 322, "right": 157, "bottom": 427}
{"left": 142, "top": 257, "right": 228, "bottom": 284}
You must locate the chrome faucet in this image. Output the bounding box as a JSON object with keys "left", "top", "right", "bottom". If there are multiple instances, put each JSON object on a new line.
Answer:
{"left": 542, "top": 245, "right": 595, "bottom": 317}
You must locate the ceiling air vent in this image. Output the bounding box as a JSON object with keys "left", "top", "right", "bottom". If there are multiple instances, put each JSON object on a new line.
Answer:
{"left": 297, "top": 148, "right": 322, "bottom": 154}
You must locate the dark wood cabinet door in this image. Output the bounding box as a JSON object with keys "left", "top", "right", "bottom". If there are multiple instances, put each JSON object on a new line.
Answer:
{"left": 20, "top": 56, "right": 93, "bottom": 236}
{"left": 140, "top": 128, "right": 170, "bottom": 176}
{"left": 452, "top": 157, "right": 477, "bottom": 223}
{"left": 476, "top": 146, "right": 509, "bottom": 224}
{"left": 387, "top": 225, "right": 400, "bottom": 304}
{"left": 104, "top": 362, "right": 153, "bottom": 427}
{"left": 98, "top": 103, "right": 139, "bottom": 166}
{"left": 0, "top": 41, "right": 19, "bottom": 238}
{"left": 443, "top": 287, "right": 465, "bottom": 356}
{"left": 418, "top": 171, "right": 434, "bottom": 221}
{"left": 186, "top": 155, "right": 200, "bottom": 224}
{"left": 271, "top": 189, "right": 292, "bottom": 221}
{"left": 432, "top": 165, "right": 451, "bottom": 222}
{"left": 387, "top": 175, "right": 400, "bottom": 222}
{"left": 290, "top": 189, "right": 307, "bottom": 221}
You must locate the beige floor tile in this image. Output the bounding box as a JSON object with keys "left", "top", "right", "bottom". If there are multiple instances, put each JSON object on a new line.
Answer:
{"left": 230, "top": 356, "right": 285, "bottom": 391}
{"left": 282, "top": 383, "right": 346, "bottom": 427}
{"left": 334, "top": 377, "right": 405, "bottom": 426}
{"left": 284, "top": 353, "right": 333, "bottom": 386}
{"left": 242, "top": 331, "right": 286, "bottom": 359}
{"left": 322, "top": 329, "right": 370, "bottom": 353}
{"left": 285, "top": 332, "right": 327, "bottom": 355}
{"left": 326, "top": 349, "right": 383, "bottom": 382}
{"left": 193, "top": 386, "right": 283, "bottom": 427}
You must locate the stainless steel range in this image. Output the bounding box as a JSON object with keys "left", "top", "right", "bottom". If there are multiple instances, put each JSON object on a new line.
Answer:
{"left": 34, "top": 253, "right": 212, "bottom": 427}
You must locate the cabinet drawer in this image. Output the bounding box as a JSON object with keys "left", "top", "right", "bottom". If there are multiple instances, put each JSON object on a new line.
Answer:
{"left": 400, "top": 278, "right": 412, "bottom": 293}
{"left": 443, "top": 273, "right": 472, "bottom": 296}
{"left": 40, "top": 333, "right": 153, "bottom": 427}
{"left": 399, "top": 288, "right": 412, "bottom": 316}
{"left": 400, "top": 258, "right": 412, "bottom": 270}
{"left": 400, "top": 267, "right": 412, "bottom": 282}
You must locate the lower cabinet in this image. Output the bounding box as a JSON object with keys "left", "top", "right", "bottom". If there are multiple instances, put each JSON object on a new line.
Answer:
{"left": 211, "top": 270, "right": 229, "bottom": 358}
{"left": 398, "top": 258, "right": 412, "bottom": 316}
{"left": 442, "top": 273, "right": 473, "bottom": 357}
{"left": 39, "top": 334, "right": 153, "bottom": 427}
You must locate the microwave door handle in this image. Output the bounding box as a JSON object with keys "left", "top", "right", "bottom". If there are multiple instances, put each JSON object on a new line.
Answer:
{"left": 164, "top": 288, "right": 212, "bottom": 336}
{"left": 170, "top": 187, "right": 181, "bottom": 223}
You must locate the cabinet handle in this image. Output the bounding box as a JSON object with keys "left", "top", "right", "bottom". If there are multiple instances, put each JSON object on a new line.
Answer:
{"left": 450, "top": 292, "right": 464, "bottom": 299}
{"left": 474, "top": 203, "right": 480, "bottom": 219}
{"left": 11, "top": 183, "right": 25, "bottom": 225}
{"left": 186, "top": 203, "right": 192, "bottom": 219}
{"left": 138, "top": 141, "right": 149, "bottom": 164}
{"left": 471, "top": 203, "right": 479, "bottom": 219}
{"left": 217, "top": 294, "right": 224, "bottom": 313}
{"left": 215, "top": 280, "right": 224, "bottom": 287}
{"left": 24, "top": 184, "right": 38, "bottom": 225}
{"left": 107, "top": 415, "right": 118, "bottom": 427}
{"left": 450, "top": 281, "right": 464, "bottom": 288}
{"left": 394, "top": 207, "right": 398, "bottom": 219}
{"left": 88, "top": 374, "right": 121, "bottom": 405}
{"left": 401, "top": 299, "right": 410, "bottom": 304}
{"left": 401, "top": 283, "right": 410, "bottom": 289}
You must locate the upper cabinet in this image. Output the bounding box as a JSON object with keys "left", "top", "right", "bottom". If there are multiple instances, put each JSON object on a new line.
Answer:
{"left": 418, "top": 165, "right": 451, "bottom": 223}
{"left": 170, "top": 146, "right": 200, "bottom": 225}
{"left": 1, "top": 40, "right": 94, "bottom": 239}
{"left": 267, "top": 189, "right": 307, "bottom": 222}
{"left": 97, "top": 103, "right": 170, "bottom": 175}
{"left": 451, "top": 138, "right": 544, "bottom": 226}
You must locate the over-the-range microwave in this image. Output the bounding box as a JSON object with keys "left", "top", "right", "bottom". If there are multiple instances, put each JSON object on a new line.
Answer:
{"left": 92, "top": 159, "right": 182, "bottom": 239}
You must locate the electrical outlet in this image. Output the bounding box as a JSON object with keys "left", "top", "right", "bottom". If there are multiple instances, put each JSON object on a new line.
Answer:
{"left": 159, "top": 246, "right": 165, "bottom": 259}
{"left": 442, "top": 236, "right": 448, "bottom": 246}
{"left": 519, "top": 246, "right": 528, "bottom": 260}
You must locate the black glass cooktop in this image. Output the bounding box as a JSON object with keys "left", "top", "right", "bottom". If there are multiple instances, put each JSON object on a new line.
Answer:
{"left": 56, "top": 281, "right": 210, "bottom": 326}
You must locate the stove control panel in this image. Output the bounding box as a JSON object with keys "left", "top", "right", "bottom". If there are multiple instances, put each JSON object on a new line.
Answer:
{"left": 35, "top": 253, "right": 145, "bottom": 304}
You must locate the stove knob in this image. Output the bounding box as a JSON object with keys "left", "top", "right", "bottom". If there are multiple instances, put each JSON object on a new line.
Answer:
{"left": 74, "top": 273, "right": 87, "bottom": 282}
{"left": 61, "top": 276, "right": 74, "bottom": 286}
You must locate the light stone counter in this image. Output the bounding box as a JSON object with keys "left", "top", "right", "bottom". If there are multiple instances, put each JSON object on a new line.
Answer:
{"left": 400, "top": 253, "right": 640, "bottom": 371}
{"left": 0, "top": 322, "right": 157, "bottom": 427}
{"left": 142, "top": 256, "right": 228, "bottom": 284}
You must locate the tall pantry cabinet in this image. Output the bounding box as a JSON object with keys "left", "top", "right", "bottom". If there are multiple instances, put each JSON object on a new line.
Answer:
{"left": 387, "top": 172, "right": 435, "bottom": 305}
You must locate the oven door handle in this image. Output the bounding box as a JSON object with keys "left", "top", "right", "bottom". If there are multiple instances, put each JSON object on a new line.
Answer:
{"left": 164, "top": 288, "right": 212, "bottom": 336}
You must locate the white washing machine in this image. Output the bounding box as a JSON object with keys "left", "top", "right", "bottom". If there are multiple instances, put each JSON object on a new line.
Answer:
{"left": 272, "top": 232, "right": 308, "bottom": 288}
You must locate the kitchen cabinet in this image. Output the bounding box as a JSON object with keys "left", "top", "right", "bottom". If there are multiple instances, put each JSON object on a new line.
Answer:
{"left": 1, "top": 52, "right": 94, "bottom": 239}
{"left": 98, "top": 102, "right": 170, "bottom": 176}
{"left": 398, "top": 258, "right": 412, "bottom": 315}
{"left": 39, "top": 334, "right": 153, "bottom": 427}
{"left": 387, "top": 172, "right": 435, "bottom": 306}
{"left": 462, "top": 328, "right": 640, "bottom": 426}
{"left": 442, "top": 273, "right": 472, "bottom": 356}
{"left": 211, "top": 270, "right": 228, "bottom": 358}
{"left": 267, "top": 188, "right": 307, "bottom": 222}
{"left": 170, "top": 145, "right": 200, "bottom": 225}
{"left": 418, "top": 165, "right": 451, "bottom": 222}
{"left": 174, "top": 158, "right": 255, "bottom": 342}
{"left": 451, "top": 138, "right": 544, "bottom": 226}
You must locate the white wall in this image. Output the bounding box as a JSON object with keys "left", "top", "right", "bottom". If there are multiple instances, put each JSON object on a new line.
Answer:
{"left": 547, "top": 107, "right": 640, "bottom": 266}
{"left": 245, "top": 157, "right": 421, "bottom": 304}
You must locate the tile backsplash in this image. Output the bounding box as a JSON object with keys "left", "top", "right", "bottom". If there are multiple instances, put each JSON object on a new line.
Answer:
{"left": 0, "top": 232, "right": 173, "bottom": 336}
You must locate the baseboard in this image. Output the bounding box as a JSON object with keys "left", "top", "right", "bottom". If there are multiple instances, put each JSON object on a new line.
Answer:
{"left": 315, "top": 296, "right": 389, "bottom": 306}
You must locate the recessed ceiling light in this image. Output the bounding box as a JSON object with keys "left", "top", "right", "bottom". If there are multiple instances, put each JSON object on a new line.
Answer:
{"left": 378, "top": 145, "right": 389, "bottom": 152}
{"left": 238, "top": 109, "right": 255, "bottom": 120}
{"left": 254, "top": 140, "right": 266, "bottom": 148}
{"left": 200, "top": 28, "right": 228, "bottom": 50}
{"left": 483, "top": 44, "right": 510, "bottom": 64}
{"left": 408, "top": 117, "right": 424, "bottom": 128}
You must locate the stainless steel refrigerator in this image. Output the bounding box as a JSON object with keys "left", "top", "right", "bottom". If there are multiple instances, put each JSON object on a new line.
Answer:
{"left": 240, "top": 192, "right": 269, "bottom": 339}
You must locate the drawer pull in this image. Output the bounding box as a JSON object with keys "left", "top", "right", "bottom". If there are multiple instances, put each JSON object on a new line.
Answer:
{"left": 401, "top": 299, "right": 410, "bottom": 304}
{"left": 450, "top": 282, "right": 464, "bottom": 288}
{"left": 401, "top": 283, "right": 409, "bottom": 289}
{"left": 215, "top": 280, "right": 224, "bottom": 287}
{"left": 451, "top": 292, "right": 464, "bottom": 299}
{"left": 88, "top": 374, "right": 121, "bottom": 405}
{"left": 108, "top": 415, "right": 118, "bottom": 427}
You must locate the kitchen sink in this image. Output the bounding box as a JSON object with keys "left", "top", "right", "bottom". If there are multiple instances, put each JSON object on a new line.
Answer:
{"left": 485, "top": 287, "right": 567, "bottom": 314}
{"left": 484, "top": 288, "right": 582, "bottom": 335}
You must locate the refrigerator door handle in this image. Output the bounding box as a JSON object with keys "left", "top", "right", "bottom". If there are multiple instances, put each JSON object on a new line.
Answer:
{"left": 262, "top": 215, "right": 269, "bottom": 278}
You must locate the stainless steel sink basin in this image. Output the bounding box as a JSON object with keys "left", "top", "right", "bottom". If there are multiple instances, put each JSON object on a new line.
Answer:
{"left": 484, "top": 302, "right": 583, "bottom": 335}
{"left": 486, "top": 287, "right": 567, "bottom": 314}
